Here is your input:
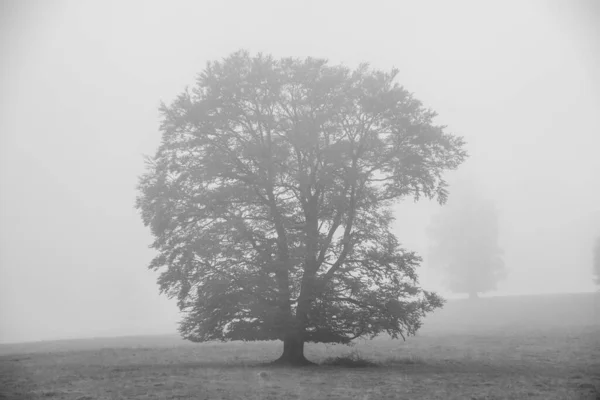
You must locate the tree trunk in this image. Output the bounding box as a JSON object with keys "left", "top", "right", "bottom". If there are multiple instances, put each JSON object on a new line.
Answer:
{"left": 272, "top": 332, "right": 315, "bottom": 366}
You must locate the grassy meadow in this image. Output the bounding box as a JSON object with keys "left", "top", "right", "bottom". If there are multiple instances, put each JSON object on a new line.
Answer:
{"left": 1, "top": 292, "right": 599, "bottom": 399}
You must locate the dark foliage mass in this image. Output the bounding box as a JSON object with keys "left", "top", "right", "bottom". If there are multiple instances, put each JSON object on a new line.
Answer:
{"left": 136, "top": 51, "right": 467, "bottom": 363}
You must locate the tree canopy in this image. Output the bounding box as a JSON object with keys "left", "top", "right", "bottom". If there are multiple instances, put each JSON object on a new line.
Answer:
{"left": 426, "top": 179, "right": 506, "bottom": 299}
{"left": 136, "top": 51, "right": 467, "bottom": 364}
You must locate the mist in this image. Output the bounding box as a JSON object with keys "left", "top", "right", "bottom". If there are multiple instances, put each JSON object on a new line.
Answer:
{"left": 1, "top": 0, "right": 599, "bottom": 344}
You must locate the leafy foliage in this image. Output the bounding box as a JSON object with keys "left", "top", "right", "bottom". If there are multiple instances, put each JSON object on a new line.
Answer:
{"left": 136, "top": 51, "right": 467, "bottom": 347}
{"left": 426, "top": 179, "right": 506, "bottom": 297}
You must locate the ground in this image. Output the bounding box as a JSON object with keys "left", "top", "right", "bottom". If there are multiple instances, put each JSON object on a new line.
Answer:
{"left": 1, "top": 293, "right": 599, "bottom": 399}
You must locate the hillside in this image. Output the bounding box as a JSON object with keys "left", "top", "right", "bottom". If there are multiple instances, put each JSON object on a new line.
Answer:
{"left": 420, "top": 291, "right": 600, "bottom": 333}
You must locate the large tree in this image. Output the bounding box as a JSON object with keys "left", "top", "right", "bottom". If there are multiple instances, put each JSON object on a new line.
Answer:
{"left": 426, "top": 179, "right": 506, "bottom": 299}
{"left": 136, "top": 51, "right": 467, "bottom": 365}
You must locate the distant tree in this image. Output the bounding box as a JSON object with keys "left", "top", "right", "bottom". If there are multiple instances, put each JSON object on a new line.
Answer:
{"left": 136, "top": 51, "right": 467, "bottom": 365}
{"left": 426, "top": 180, "right": 506, "bottom": 299}
{"left": 594, "top": 236, "right": 600, "bottom": 285}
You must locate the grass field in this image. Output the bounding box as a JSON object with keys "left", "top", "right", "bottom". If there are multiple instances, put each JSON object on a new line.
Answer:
{"left": 1, "top": 292, "right": 599, "bottom": 399}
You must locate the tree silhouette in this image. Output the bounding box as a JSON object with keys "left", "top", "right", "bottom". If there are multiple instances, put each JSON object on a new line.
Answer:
{"left": 136, "top": 51, "right": 467, "bottom": 364}
{"left": 427, "top": 179, "right": 506, "bottom": 299}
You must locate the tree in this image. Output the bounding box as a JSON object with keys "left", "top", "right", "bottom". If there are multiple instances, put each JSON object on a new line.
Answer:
{"left": 136, "top": 51, "right": 467, "bottom": 365}
{"left": 594, "top": 236, "right": 600, "bottom": 285}
{"left": 426, "top": 179, "right": 506, "bottom": 299}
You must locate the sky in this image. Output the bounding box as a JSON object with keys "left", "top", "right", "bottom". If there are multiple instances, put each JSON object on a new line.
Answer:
{"left": 1, "top": 0, "right": 599, "bottom": 344}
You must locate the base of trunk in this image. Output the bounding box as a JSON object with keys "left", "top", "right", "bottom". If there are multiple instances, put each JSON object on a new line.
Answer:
{"left": 270, "top": 335, "right": 316, "bottom": 366}
{"left": 269, "top": 354, "right": 316, "bottom": 366}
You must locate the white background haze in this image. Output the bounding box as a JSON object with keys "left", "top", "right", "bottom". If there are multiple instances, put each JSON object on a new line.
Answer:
{"left": 1, "top": 0, "right": 599, "bottom": 343}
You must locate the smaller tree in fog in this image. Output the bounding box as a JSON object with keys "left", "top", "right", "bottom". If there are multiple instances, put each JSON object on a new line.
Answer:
{"left": 594, "top": 236, "right": 600, "bottom": 285}
{"left": 426, "top": 180, "right": 506, "bottom": 299}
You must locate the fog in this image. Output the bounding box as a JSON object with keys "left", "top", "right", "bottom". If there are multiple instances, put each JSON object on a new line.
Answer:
{"left": 1, "top": 0, "right": 598, "bottom": 344}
